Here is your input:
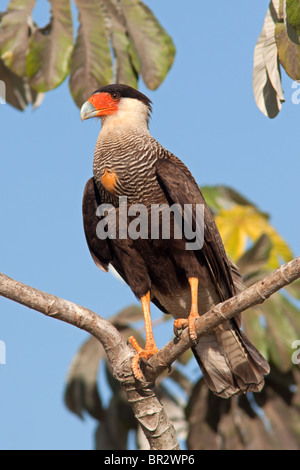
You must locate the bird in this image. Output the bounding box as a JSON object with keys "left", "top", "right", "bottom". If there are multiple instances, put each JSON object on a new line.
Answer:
{"left": 80, "top": 84, "right": 270, "bottom": 398}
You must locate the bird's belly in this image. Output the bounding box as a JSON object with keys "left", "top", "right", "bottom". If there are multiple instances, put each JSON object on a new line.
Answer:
{"left": 151, "top": 279, "right": 219, "bottom": 320}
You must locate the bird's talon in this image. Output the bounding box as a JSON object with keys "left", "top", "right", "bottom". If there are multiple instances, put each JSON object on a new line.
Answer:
{"left": 188, "top": 316, "right": 199, "bottom": 345}
{"left": 130, "top": 345, "right": 158, "bottom": 383}
{"left": 173, "top": 326, "right": 181, "bottom": 338}
{"left": 173, "top": 318, "right": 188, "bottom": 338}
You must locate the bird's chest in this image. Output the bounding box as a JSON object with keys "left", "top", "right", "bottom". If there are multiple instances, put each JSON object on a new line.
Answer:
{"left": 93, "top": 150, "right": 163, "bottom": 205}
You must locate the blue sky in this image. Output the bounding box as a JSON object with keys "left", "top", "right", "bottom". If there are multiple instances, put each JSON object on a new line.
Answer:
{"left": 0, "top": 1, "right": 299, "bottom": 450}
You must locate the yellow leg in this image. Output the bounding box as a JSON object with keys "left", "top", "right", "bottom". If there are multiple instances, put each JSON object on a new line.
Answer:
{"left": 173, "top": 277, "right": 199, "bottom": 344}
{"left": 187, "top": 277, "right": 199, "bottom": 343}
{"left": 128, "top": 291, "right": 159, "bottom": 381}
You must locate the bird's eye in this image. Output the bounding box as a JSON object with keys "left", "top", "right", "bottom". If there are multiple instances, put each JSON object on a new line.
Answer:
{"left": 110, "top": 92, "right": 121, "bottom": 101}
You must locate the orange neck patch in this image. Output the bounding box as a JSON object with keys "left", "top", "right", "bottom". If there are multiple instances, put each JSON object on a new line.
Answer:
{"left": 101, "top": 169, "right": 118, "bottom": 194}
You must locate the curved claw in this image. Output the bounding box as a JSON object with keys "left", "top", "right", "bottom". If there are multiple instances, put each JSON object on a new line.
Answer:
{"left": 188, "top": 315, "right": 198, "bottom": 346}
{"left": 128, "top": 335, "right": 159, "bottom": 383}
{"left": 173, "top": 317, "right": 198, "bottom": 345}
{"left": 173, "top": 318, "right": 188, "bottom": 337}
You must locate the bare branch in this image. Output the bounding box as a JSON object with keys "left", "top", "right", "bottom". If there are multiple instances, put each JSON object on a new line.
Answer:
{"left": 0, "top": 271, "right": 180, "bottom": 450}
{"left": 0, "top": 271, "right": 128, "bottom": 367}
{"left": 0, "top": 255, "right": 300, "bottom": 449}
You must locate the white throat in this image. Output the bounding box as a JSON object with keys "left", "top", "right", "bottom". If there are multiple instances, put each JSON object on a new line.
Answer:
{"left": 99, "top": 98, "right": 150, "bottom": 139}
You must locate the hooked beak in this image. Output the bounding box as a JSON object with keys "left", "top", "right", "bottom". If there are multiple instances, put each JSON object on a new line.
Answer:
{"left": 80, "top": 100, "right": 98, "bottom": 121}
{"left": 80, "top": 92, "right": 120, "bottom": 121}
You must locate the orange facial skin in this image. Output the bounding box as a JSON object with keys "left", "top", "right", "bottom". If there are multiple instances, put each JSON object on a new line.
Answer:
{"left": 88, "top": 92, "right": 120, "bottom": 117}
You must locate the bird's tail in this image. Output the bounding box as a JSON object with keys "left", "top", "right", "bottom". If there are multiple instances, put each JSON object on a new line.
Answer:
{"left": 192, "top": 321, "right": 270, "bottom": 398}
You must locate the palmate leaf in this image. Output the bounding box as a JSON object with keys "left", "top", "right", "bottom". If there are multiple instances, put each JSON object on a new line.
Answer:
{"left": 0, "top": 0, "right": 175, "bottom": 110}
{"left": 26, "top": 0, "right": 73, "bottom": 92}
{"left": 0, "top": 0, "right": 36, "bottom": 77}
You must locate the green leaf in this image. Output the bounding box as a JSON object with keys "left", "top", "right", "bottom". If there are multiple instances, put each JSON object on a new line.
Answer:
{"left": 0, "top": 0, "right": 36, "bottom": 76}
{"left": 26, "top": 0, "right": 73, "bottom": 92}
{"left": 187, "top": 370, "right": 300, "bottom": 450}
{"left": 95, "top": 393, "right": 136, "bottom": 450}
{"left": 200, "top": 185, "right": 259, "bottom": 214}
{"left": 215, "top": 204, "right": 293, "bottom": 269}
{"left": 275, "top": 21, "right": 300, "bottom": 80}
{"left": 286, "top": 0, "right": 300, "bottom": 36}
{"left": 121, "top": 0, "right": 176, "bottom": 90}
{"left": 158, "top": 384, "right": 188, "bottom": 442}
{"left": 280, "top": 294, "right": 300, "bottom": 338}
{"left": 64, "top": 336, "right": 104, "bottom": 420}
{"left": 285, "top": 277, "right": 300, "bottom": 300}
{"left": 237, "top": 234, "right": 272, "bottom": 280}
{"left": 109, "top": 304, "right": 143, "bottom": 327}
{"left": 263, "top": 294, "right": 298, "bottom": 372}
{"left": 242, "top": 308, "right": 269, "bottom": 360}
{"left": 0, "top": 57, "right": 43, "bottom": 110}
{"left": 69, "top": 0, "right": 113, "bottom": 107}
{"left": 100, "top": 0, "right": 138, "bottom": 88}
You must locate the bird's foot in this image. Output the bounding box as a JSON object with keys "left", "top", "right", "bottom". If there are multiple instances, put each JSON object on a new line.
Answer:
{"left": 173, "top": 314, "right": 199, "bottom": 345}
{"left": 173, "top": 318, "right": 188, "bottom": 337}
{"left": 127, "top": 335, "right": 159, "bottom": 383}
{"left": 187, "top": 313, "right": 199, "bottom": 345}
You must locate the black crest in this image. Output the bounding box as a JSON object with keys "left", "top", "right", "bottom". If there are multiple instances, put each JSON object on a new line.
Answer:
{"left": 92, "top": 84, "right": 152, "bottom": 112}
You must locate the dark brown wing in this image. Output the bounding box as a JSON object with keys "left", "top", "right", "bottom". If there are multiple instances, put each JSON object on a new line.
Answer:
{"left": 82, "top": 177, "right": 114, "bottom": 273}
{"left": 155, "top": 158, "right": 238, "bottom": 303}
{"left": 82, "top": 177, "right": 169, "bottom": 313}
{"left": 155, "top": 158, "right": 270, "bottom": 387}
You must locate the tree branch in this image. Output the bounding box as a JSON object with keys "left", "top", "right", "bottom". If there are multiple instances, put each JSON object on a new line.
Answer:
{"left": 0, "top": 271, "right": 180, "bottom": 450}
{"left": 146, "top": 256, "right": 300, "bottom": 381}
{"left": 1, "top": 255, "right": 300, "bottom": 449}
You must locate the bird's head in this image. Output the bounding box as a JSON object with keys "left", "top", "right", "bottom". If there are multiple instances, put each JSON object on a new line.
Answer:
{"left": 80, "top": 84, "right": 152, "bottom": 131}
